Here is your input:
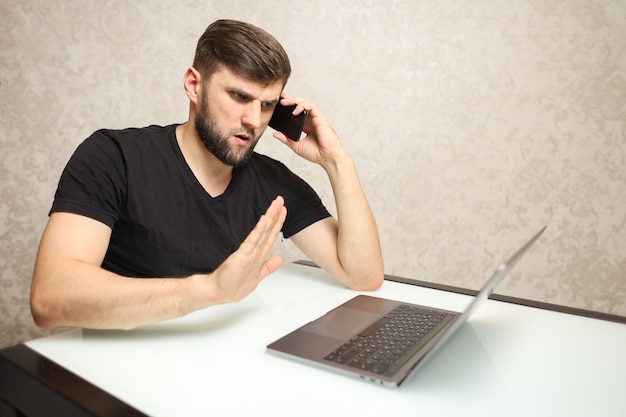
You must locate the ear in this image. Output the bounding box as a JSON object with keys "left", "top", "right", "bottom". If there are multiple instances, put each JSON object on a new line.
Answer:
{"left": 183, "top": 67, "right": 202, "bottom": 104}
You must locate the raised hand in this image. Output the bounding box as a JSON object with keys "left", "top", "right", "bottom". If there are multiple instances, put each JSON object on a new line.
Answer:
{"left": 208, "top": 196, "right": 287, "bottom": 304}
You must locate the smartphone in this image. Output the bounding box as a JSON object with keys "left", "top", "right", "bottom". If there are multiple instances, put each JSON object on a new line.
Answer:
{"left": 269, "top": 102, "right": 307, "bottom": 141}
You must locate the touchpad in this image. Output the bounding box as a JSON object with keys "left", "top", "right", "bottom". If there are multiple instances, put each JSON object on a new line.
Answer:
{"left": 300, "top": 306, "right": 381, "bottom": 340}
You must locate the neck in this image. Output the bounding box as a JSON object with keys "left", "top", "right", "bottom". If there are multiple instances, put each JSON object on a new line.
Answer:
{"left": 176, "top": 123, "right": 233, "bottom": 197}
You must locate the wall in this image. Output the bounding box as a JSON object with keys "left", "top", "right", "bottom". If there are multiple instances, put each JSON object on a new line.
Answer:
{"left": 1, "top": 0, "right": 624, "bottom": 347}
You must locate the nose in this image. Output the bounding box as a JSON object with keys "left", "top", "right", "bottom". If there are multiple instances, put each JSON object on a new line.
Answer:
{"left": 241, "top": 101, "right": 262, "bottom": 129}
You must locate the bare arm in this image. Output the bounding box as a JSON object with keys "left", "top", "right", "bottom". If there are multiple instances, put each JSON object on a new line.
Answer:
{"left": 274, "top": 96, "right": 384, "bottom": 290}
{"left": 31, "top": 197, "right": 287, "bottom": 330}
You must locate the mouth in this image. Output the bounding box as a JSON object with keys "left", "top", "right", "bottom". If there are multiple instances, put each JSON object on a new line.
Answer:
{"left": 233, "top": 135, "right": 250, "bottom": 146}
{"left": 232, "top": 130, "right": 254, "bottom": 146}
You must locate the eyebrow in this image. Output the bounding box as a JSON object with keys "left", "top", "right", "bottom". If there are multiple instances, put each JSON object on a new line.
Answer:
{"left": 229, "top": 88, "right": 279, "bottom": 106}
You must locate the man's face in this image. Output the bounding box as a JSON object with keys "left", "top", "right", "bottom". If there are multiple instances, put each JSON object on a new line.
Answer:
{"left": 194, "top": 66, "right": 283, "bottom": 167}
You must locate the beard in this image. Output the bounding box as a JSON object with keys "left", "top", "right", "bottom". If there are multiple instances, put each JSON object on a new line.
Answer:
{"left": 194, "top": 93, "right": 259, "bottom": 167}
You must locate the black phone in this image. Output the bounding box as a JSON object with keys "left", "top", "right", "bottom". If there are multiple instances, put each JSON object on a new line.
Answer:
{"left": 268, "top": 102, "right": 307, "bottom": 141}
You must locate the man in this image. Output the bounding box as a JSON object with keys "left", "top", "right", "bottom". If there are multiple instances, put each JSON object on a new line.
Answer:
{"left": 30, "top": 19, "right": 383, "bottom": 330}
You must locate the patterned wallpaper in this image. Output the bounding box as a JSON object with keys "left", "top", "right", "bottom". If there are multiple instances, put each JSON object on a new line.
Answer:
{"left": 1, "top": 0, "right": 624, "bottom": 347}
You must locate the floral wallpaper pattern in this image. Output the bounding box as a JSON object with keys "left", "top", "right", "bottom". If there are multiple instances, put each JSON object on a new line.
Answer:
{"left": 1, "top": 0, "right": 624, "bottom": 347}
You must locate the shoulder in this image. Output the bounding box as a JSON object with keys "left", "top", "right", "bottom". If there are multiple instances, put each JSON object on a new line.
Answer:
{"left": 233, "top": 152, "right": 314, "bottom": 200}
{"left": 241, "top": 152, "right": 315, "bottom": 190}
{"left": 248, "top": 152, "right": 287, "bottom": 168}
{"left": 240, "top": 153, "right": 322, "bottom": 204}
{"left": 86, "top": 124, "right": 174, "bottom": 147}
{"left": 65, "top": 124, "right": 178, "bottom": 187}
{"left": 74, "top": 124, "right": 176, "bottom": 161}
{"left": 246, "top": 152, "right": 295, "bottom": 177}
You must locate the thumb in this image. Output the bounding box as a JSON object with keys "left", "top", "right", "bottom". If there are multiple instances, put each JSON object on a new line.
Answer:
{"left": 259, "top": 255, "right": 283, "bottom": 279}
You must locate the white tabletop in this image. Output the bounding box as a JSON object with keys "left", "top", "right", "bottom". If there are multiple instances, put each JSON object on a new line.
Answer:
{"left": 26, "top": 263, "right": 626, "bottom": 417}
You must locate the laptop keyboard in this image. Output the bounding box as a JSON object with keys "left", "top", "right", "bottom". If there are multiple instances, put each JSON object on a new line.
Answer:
{"left": 323, "top": 305, "right": 454, "bottom": 376}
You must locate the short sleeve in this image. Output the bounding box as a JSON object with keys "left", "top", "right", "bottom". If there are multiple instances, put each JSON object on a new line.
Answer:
{"left": 281, "top": 178, "right": 331, "bottom": 238}
{"left": 50, "top": 130, "right": 127, "bottom": 228}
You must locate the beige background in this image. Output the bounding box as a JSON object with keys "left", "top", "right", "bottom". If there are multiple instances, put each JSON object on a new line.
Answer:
{"left": 1, "top": 0, "right": 625, "bottom": 348}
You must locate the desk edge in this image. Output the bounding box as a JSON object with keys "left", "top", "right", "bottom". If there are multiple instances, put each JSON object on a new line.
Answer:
{"left": 0, "top": 344, "right": 148, "bottom": 417}
{"left": 294, "top": 260, "right": 626, "bottom": 325}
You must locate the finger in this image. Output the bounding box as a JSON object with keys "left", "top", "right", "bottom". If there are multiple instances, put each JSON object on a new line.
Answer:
{"left": 266, "top": 205, "right": 287, "bottom": 247}
{"left": 261, "top": 196, "right": 285, "bottom": 236}
{"left": 258, "top": 199, "right": 287, "bottom": 249}
{"left": 278, "top": 95, "right": 312, "bottom": 117}
{"left": 245, "top": 196, "right": 286, "bottom": 248}
{"left": 272, "top": 130, "right": 289, "bottom": 144}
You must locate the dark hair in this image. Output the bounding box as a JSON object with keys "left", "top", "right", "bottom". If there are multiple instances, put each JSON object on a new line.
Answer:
{"left": 193, "top": 19, "right": 291, "bottom": 86}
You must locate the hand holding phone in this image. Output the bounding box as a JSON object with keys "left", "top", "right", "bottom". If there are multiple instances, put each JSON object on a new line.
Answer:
{"left": 268, "top": 102, "right": 307, "bottom": 141}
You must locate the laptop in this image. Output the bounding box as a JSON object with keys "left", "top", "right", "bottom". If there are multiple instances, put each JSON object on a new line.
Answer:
{"left": 267, "top": 226, "right": 546, "bottom": 387}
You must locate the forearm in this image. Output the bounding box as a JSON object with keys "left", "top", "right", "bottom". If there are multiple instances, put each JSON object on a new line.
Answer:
{"left": 323, "top": 154, "right": 384, "bottom": 289}
{"left": 31, "top": 198, "right": 286, "bottom": 330}
{"left": 31, "top": 260, "right": 209, "bottom": 330}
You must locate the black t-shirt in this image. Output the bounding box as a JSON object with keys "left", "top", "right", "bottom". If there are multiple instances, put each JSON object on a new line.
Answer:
{"left": 51, "top": 124, "right": 330, "bottom": 278}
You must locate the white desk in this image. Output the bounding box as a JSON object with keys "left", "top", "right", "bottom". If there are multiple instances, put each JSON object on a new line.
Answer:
{"left": 2, "top": 262, "right": 626, "bottom": 416}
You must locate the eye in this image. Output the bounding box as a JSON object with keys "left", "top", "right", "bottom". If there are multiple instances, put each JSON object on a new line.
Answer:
{"left": 231, "top": 91, "right": 248, "bottom": 101}
{"left": 261, "top": 101, "right": 276, "bottom": 111}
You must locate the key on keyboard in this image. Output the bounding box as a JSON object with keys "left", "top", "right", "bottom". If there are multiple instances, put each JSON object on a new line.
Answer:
{"left": 324, "top": 305, "right": 454, "bottom": 376}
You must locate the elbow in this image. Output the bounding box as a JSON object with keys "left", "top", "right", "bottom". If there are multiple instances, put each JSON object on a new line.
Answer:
{"left": 348, "top": 269, "right": 385, "bottom": 292}
{"left": 345, "top": 258, "right": 385, "bottom": 291}
{"left": 30, "top": 298, "right": 54, "bottom": 329}
{"left": 30, "top": 286, "right": 64, "bottom": 329}
{"left": 361, "top": 258, "right": 385, "bottom": 290}
{"left": 362, "top": 272, "right": 385, "bottom": 291}
{"left": 30, "top": 305, "right": 53, "bottom": 330}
